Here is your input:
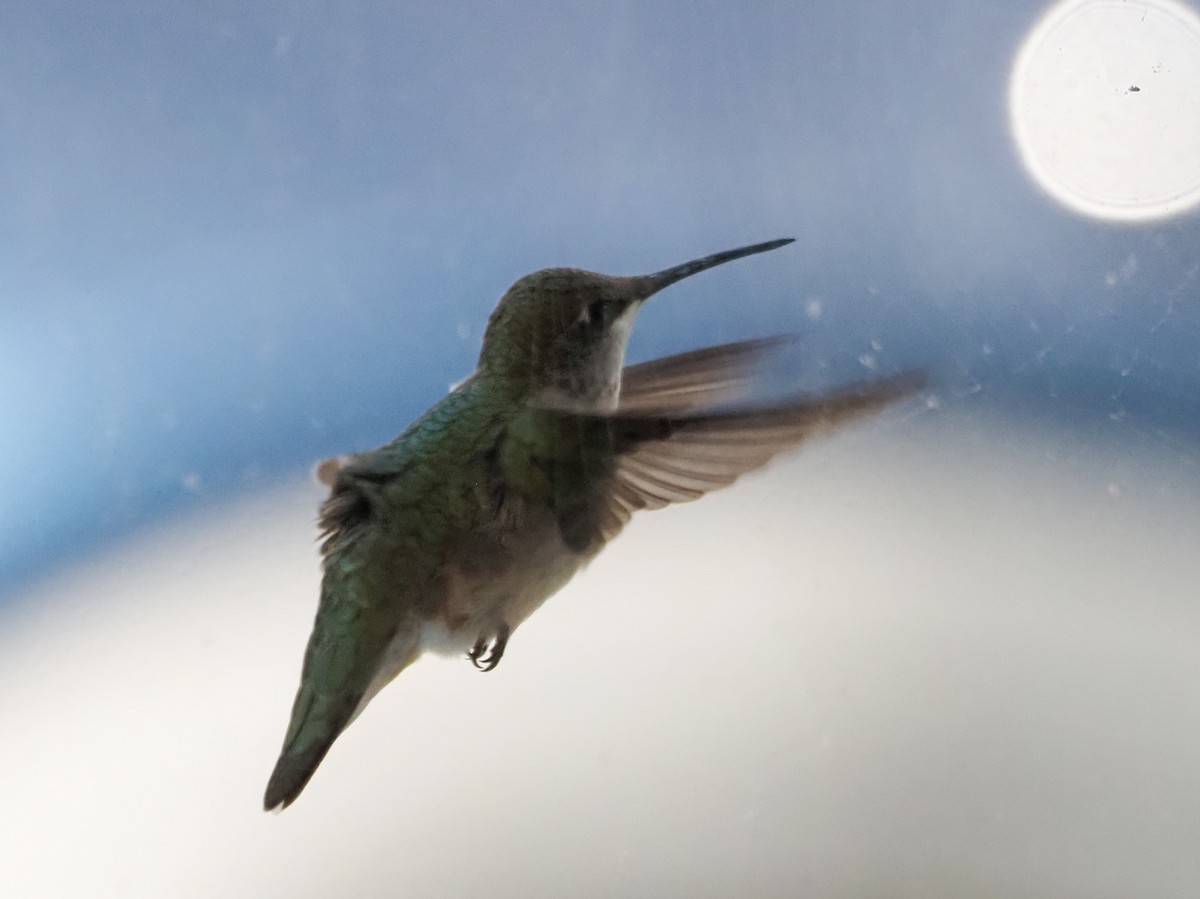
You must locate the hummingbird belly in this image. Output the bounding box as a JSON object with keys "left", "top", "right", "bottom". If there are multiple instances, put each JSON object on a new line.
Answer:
{"left": 418, "top": 512, "right": 587, "bottom": 658}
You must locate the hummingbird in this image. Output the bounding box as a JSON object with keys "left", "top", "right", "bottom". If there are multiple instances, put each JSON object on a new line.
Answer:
{"left": 264, "top": 238, "right": 924, "bottom": 810}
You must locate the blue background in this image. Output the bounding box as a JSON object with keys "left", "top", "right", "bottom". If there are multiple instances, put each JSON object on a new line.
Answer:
{"left": 3, "top": 0, "right": 1198, "bottom": 594}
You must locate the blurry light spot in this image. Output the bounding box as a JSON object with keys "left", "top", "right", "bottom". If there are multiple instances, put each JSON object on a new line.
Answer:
{"left": 858, "top": 352, "right": 878, "bottom": 370}
{"left": 805, "top": 298, "right": 824, "bottom": 320}
{"left": 182, "top": 472, "right": 202, "bottom": 493}
{"left": 1009, "top": 0, "right": 1200, "bottom": 221}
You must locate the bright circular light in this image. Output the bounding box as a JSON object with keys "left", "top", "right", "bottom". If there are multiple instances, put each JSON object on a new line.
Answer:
{"left": 1009, "top": 0, "right": 1200, "bottom": 221}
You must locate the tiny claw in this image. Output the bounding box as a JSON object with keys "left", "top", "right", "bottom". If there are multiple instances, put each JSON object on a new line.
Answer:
{"left": 467, "top": 622, "right": 510, "bottom": 672}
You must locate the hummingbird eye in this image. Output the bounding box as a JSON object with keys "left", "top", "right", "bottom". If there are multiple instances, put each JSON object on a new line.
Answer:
{"left": 580, "top": 299, "right": 611, "bottom": 328}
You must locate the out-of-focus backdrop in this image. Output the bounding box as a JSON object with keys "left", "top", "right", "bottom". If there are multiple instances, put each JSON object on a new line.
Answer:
{"left": 3, "top": 1, "right": 1199, "bottom": 896}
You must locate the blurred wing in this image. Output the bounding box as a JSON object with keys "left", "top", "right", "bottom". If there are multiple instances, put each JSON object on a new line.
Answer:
{"left": 616, "top": 335, "right": 797, "bottom": 413}
{"left": 314, "top": 456, "right": 348, "bottom": 488}
{"left": 589, "top": 370, "right": 926, "bottom": 544}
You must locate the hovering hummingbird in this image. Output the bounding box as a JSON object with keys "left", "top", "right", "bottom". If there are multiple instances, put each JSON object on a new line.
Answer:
{"left": 264, "top": 238, "right": 924, "bottom": 810}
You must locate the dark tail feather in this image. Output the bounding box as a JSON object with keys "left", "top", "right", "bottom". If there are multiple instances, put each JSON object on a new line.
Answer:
{"left": 263, "top": 684, "right": 356, "bottom": 811}
{"left": 265, "top": 592, "right": 422, "bottom": 811}
{"left": 264, "top": 738, "right": 337, "bottom": 811}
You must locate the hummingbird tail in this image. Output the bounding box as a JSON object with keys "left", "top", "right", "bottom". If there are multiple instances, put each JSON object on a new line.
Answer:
{"left": 263, "top": 687, "right": 350, "bottom": 812}
{"left": 264, "top": 744, "right": 331, "bottom": 812}
{"left": 264, "top": 614, "right": 424, "bottom": 811}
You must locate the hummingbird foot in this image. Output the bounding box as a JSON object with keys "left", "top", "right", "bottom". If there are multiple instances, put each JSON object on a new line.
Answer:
{"left": 468, "top": 622, "right": 510, "bottom": 672}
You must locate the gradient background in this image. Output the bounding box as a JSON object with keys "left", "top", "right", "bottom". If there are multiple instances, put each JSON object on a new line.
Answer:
{"left": 3, "top": 2, "right": 1199, "bottom": 896}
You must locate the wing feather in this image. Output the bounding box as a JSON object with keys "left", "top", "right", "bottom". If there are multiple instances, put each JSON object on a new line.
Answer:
{"left": 617, "top": 335, "right": 798, "bottom": 413}
{"left": 589, "top": 369, "right": 926, "bottom": 542}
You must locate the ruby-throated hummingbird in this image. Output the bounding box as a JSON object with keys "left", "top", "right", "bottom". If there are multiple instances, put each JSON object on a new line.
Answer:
{"left": 264, "top": 238, "right": 924, "bottom": 810}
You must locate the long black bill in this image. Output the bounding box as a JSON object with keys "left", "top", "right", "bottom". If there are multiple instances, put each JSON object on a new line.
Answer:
{"left": 632, "top": 238, "right": 794, "bottom": 299}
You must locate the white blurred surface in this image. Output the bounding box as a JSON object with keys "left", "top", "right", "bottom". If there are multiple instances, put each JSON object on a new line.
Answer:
{"left": 1009, "top": 0, "right": 1200, "bottom": 221}
{"left": 2, "top": 408, "right": 1199, "bottom": 898}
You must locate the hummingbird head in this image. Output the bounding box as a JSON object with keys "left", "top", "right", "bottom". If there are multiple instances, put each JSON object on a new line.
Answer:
{"left": 476, "top": 238, "right": 794, "bottom": 407}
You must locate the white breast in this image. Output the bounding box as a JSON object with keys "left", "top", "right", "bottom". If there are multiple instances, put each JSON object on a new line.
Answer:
{"left": 418, "top": 514, "right": 587, "bottom": 658}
